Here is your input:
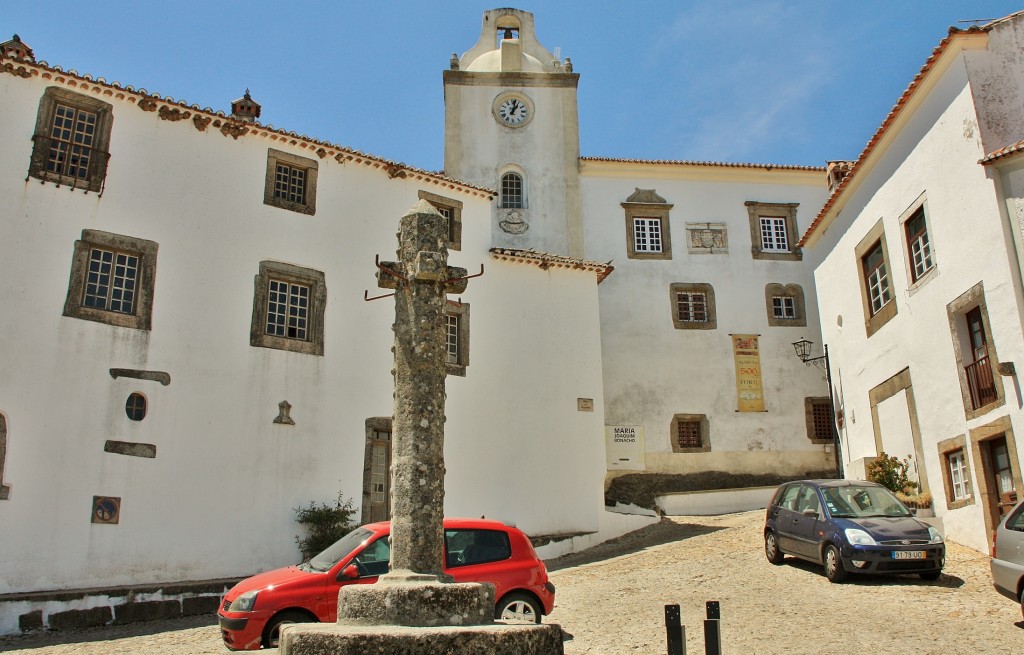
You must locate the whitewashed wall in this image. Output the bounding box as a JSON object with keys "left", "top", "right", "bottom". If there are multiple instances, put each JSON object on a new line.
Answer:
{"left": 579, "top": 163, "right": 832, "bottom": 477}
{"left": 809, "top": 45, "right": 1024, "bottom": 552}
{"left": 0, "top": 66, "right": 607, "bottom": 604}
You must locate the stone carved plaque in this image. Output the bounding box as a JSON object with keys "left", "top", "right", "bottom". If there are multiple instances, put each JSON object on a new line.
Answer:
{"left": 686, "top": 222, "right": 728, "bottom": 254}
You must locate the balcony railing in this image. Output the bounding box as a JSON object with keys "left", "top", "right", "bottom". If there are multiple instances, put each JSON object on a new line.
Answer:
{"left": 29, "top": 134, "right": 110, "bottom": 194}
{"left": 965, "top": 354, "right": 998, "bottom": 410}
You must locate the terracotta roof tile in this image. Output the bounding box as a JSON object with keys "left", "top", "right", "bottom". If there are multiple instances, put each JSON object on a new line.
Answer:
{"left": 581, "top": 156, "right": 824, "bottom": 172}
{"left": 981, "top": 138, "right": 1024, "bottom": 165}
{"left": 0, "top": 55, "right": 496, "bottom": 199}
{"left": 489, "top": 248, "right": 614, "bottom": 283}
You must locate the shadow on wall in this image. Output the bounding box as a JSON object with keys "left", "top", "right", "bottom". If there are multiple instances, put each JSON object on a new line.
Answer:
{"left": 605, "top": 470, "right": 836, "bottom": 511}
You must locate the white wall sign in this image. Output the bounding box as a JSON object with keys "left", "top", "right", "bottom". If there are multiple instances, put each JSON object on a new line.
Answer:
{"left": 606, "top": 425, "right": 645, "bottom": 471}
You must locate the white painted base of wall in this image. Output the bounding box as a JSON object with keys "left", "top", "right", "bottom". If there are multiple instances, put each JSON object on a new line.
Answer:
{"left": 534, "top": 505, "right": 660, "bottom": 561}
{"left": 655, "top": 486, "right": 777, "bottom": 516}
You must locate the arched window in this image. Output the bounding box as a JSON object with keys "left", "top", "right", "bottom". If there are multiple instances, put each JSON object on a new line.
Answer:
{"left": 499, "top": 172, "right": 524, "bottom": 209}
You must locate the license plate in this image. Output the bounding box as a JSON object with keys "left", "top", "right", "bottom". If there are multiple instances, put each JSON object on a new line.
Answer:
{"left": 892, "top": 550, "right": 926, "bottom": 560}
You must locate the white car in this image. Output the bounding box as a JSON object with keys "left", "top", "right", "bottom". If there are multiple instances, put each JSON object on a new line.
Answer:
{"left": 991, "top": 498, "right": 1024, "bottom": 618}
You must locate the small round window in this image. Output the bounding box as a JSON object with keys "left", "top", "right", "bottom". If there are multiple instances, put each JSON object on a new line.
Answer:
{"left": 125, "top": 393, "right": 147, "bottom": 421}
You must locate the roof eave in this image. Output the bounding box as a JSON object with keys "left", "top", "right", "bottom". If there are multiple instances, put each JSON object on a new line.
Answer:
{"left": 799, "top": 29, "right": 989, "bottom": 249}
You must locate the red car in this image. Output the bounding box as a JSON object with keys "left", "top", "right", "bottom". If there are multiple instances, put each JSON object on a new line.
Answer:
{"left": 217, "top": 518, "right": 556, "bottom": 650}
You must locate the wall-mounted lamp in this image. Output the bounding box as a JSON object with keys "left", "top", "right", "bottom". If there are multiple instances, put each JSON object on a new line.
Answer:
{"left": 792, "top": 337, "right": 843, "bottom": 479}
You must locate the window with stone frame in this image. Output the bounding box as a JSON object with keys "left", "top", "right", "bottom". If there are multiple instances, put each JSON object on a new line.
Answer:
{"left": 264, "top": 149, "right": 318, "bottom": 215}
{"left": 946, "top": 283, "right": 1004, "bottom": 419}
{"left": 764, "top": 283, "right": 806, "bottom": 327}
{"left": 444, "top": 302, "right": 470, "bottom": 377}
{"left": 746, "top": 202, "right": 801, "bottom": 261}
{"left": 671, "top": 413, "right": 710, "bottom": 453}
{"left": 29, "top": 87, "right": 114, "bottom": 193}
{"left": 0, "top": 413, "right": 9, "bottom": 500}
{"left": 250, "top": 261, "right": 327, "bottom": 356}
{"left": 499, "top": 172, "right": 524, "bottom": 209}
{"left": 937, "top": 435, "right": 974, "bottom": 510}
{"left": 623, "top": 188, "right": 673, "bottom": 260}
{"left": 854, "top": 219, "right": 897, "bottom": 337}
{"left": 63, "top": 230, "right": 158, "bottom": 330}
{"left": 902, "top": 202, "right": 934, "bottom": 284}
{"left": 804, "top": 397, "right": 835, "bottom": 444}
{"left": 419, "top": 190, "right": 463, "bottom": 251}
{"left": 669, "top": 283, "right": 716, "bottom": 330}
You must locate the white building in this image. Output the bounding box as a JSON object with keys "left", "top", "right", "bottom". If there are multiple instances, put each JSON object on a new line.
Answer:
{"left": 0, "top": 8, "right": 836, "bottom": 634}
{"left": 802, "top": 12, "right": 1024, "bottom": 553}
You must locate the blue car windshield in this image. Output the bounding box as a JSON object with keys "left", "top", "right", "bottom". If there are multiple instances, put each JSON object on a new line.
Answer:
{"left": 308, "top": 527, "right": 374, "bottom": 572}
{"left": 821, "top": 485, "right": 912, "bottom": 519}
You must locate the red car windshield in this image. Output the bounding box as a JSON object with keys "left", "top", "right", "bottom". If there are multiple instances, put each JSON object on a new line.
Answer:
{"left": 308, "top": 527, "right": 374, "bottom": 572}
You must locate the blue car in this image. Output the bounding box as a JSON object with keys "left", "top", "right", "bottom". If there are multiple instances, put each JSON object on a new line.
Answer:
{"left": 764, "top": 480, "right": 944, "bottom": 582}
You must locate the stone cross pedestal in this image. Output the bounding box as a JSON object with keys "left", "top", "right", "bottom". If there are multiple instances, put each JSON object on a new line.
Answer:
{"left": 280, "top": 201, "right": 563, "bottom": 654}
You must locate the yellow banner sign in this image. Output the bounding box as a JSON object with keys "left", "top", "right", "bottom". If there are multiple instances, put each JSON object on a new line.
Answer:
{"left": 732, "top": 334, "right": 765, "bottom": 412}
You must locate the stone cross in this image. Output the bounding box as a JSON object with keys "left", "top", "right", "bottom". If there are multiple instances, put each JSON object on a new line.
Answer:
{"left": 280, "top": 201, "right": 565, "bottom": 653}
{"left": 375, "top": 198, "right": 468, "bottom": 579}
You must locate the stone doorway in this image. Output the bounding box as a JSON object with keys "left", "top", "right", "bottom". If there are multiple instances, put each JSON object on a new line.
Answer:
{"left": 969, "top": 415, "right": 1023, "bottom": 545}
{"left": 361, "top": 417, "right": 392, "bottom": 524}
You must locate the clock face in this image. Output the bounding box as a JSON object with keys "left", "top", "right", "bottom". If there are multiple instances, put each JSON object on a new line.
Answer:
{"left": 496, "top": 95, "right": 530, "bottom": 126}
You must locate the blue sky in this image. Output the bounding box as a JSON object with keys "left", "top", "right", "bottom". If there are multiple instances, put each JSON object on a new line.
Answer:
{"left": 4, "top": 1, "right": 1023, "bottom": 171}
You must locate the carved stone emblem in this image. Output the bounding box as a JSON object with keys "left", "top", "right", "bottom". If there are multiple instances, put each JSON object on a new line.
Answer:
{"left": 499, "top": 210, "right": 529, "bottom": 234}
{"left": 686, "top": 222, "right": 728, "bottom": 254}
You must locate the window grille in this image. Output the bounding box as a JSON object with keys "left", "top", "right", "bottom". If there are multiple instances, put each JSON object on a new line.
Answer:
{"left": 274, "top": 163, "right": 307, "bottom": 204}
{"left": 266, "top": 279, "right": 310, "bottom": 340}
{"left": 759, "top": 217, "right": 789, "bottom": 252}
{"left": 48, "top": 103, "right": 97, "bottom": 180}
{"left": 810, "top": 400, "right": 834, "bottom": 441}
{"left": 676, "top": 292, "right": 707, "bottom": 322}
{"left": 677, "top": 421, "right": 703, "bottom": 449}
{"left": 84, "top": 248, "right": 138, "bottom": 314}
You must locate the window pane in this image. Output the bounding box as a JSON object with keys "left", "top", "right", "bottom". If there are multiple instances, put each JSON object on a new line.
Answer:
{"left": 760, "top": 217, "right": 789, "bottom": 252}
{"left": 634, "top": 218, "right": 663, "bottom": 253}
{"left": 266, "top": 279, "right": 311, "bottom": 340}
{"left": 446, "top": 314, "right": 460, "bottom": 364}
{"left": 500, "top": 173, "right": 523, "bottom": 208}
{"left": 83, "top": 247, "right": 137, "bottom": 314}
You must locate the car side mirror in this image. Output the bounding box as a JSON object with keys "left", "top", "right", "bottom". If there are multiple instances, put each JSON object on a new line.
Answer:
{"left": 340, "top": 564, "right": 360, "bottom": 580}
{"left": 801, "top": 508, "right": 819, "bottom": 518}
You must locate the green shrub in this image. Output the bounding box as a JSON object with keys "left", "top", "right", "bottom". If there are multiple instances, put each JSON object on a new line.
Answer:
{"left": 866, "top": 452, "right": 918, "bottom": 495}
{"left": 294, "top": 492, "right": 357, "bottom": 560}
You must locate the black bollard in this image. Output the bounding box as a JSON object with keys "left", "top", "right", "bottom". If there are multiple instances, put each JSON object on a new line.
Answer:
{"left": 665, "top": 604, "right": 685, "bottom": 655}
{"left": 703, "top": 600, "right": 721, "bottom": 655}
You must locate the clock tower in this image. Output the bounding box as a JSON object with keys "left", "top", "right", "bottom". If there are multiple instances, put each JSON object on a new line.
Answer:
{"left": 444, "top": 8, "right": 583, "bottom": 257}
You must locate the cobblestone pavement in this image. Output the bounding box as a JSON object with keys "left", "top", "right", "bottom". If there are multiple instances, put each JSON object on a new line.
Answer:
{"left": 1, "top": 511, "right": 1021, "bottom": 654}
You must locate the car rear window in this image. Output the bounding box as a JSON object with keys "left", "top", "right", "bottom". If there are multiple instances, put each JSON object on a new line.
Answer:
{"left": 1007, "top": 503, "right": 1024, "bottom": 531}
{"left": 445, "top": 529, "right": 512, "bottom": 567}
